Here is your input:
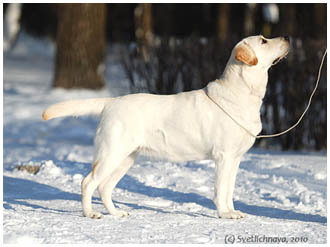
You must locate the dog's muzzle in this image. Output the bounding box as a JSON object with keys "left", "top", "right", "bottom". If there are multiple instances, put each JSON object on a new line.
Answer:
{"left": 272, "top": 36, "right": 290, "bottom": 65}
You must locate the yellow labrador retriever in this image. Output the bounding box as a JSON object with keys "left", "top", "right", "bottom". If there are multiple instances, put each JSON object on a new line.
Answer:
{"left": 43, "top": 35, "right": 290, "bottom": 219}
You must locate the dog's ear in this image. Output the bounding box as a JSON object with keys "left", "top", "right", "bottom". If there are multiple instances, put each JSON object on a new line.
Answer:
{"left": 235, "top": 42, "right": 258, "bottom": 66}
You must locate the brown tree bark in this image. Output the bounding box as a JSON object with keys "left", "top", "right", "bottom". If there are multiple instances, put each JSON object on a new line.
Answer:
{"left": 314, "top": 3, "right": 326, "bottom": 39}
{"left": 54, "top": 3, "right": 106, "bottom": 89}
{"left": 279, "top": 3, "right": 296, "bottom": 37}
{"left": 134, "top": 3, "right": 153, "bottom": 60}
{"left": 217, "top": 4, "right": 230, "bottom": 43}
{"left": 244, "top": 3, "right": 257, "bottom": 36}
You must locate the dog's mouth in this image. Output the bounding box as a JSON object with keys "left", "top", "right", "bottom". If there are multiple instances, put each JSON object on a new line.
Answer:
{"left": 272, "top": 57, "right": 281, "bottom": 65}
{"left": 272, "top": 51, "right": 289, "bottom": 65}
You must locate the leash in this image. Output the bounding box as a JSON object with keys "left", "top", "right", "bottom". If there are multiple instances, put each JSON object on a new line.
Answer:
{"left": 206, "top": 49, "right": 327, "bottom": 139}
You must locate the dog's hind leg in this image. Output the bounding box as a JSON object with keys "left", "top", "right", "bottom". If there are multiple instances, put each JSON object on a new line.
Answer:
{"left": 81, "top": 120, "right": 138, "bottom": 219}
{"left": 97, "top": 152, "right": 138, "bottom": 217}
{"left": 81, "top": 151, "right": 134, "bottom": 219}
{"left": 81, "top": 161, "right": 104, "bottom": 219}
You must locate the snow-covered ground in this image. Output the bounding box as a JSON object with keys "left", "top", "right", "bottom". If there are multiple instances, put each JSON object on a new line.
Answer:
{"left": 3, "top": 33, "right": 327, "bottom": 244}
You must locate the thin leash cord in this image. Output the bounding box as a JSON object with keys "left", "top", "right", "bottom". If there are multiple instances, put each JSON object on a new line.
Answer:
{"left": 257, "top": 48, "right": 327, "bottom": 138}
{"left": 206, "top": 48, "right": 327, "bottom": 139}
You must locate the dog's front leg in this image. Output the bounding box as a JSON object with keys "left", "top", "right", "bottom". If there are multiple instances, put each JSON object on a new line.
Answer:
{"left": 226, "top": 157, "right": 245, "bottom": 218}
{"left": 213, "top": 155, "right": 244, "bottom": 219}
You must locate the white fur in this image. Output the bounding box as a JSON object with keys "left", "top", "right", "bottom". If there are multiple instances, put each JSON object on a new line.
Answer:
{"left": 43, "top": 35, "right": 290, "bottom": 219}
{"left": 42, "top": 98, "right": 111, "bottom": 120}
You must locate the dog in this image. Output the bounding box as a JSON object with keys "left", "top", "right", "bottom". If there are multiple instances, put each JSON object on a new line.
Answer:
{"left": 42, "top": 35, "right": 290, "bottom": 219}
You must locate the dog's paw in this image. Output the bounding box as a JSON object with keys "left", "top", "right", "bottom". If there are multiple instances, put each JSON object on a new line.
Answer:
{"left": 218, "top": 210, "right": 245, "bottom": 219}
{"left": 111, "top": 210, "right": 129, "bottom": 217}
{"left": 84, "top": 211, "right": 104, "bottom": 219}
{"left": 234, "top": 210, "right": 245, "bottom": 218}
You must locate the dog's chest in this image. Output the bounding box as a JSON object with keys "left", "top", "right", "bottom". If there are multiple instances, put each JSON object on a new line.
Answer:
{"left": 236, "top": 133, "right": 256, "bottom": 156}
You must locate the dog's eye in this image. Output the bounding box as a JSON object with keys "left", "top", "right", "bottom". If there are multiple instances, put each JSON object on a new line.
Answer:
{"left": 261, "top": 38, "right": 268, "bottom": 44}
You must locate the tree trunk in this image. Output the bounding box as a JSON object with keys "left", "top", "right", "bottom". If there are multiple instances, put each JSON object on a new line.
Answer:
{"left": 314, "top": 3, "right": 326, "bottom": 39}
{"left": 280, "top": 3, "right": 295, "bottom": 37}
{"left": 54, "top": 3, "right": 106, "bottom": 89}
{"left": 244, "top": 3, "right": 257, "bottom": 36}
{"left": 134, "top": 3, "right": 153, "bottom": 60}
{"left": 217, "top": 4, "right": 230, "bottom": 43}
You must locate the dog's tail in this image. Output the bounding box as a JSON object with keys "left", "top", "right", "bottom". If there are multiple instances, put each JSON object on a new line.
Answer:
{"left": 42, "top": 98, "right": 112, "bottom": 120}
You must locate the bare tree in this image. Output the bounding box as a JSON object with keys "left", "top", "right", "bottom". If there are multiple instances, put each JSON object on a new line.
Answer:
{"left": 314, "top": 3, "right": 326, "bottom": 39}
{"left": 134, "top": 3, "right": 153, "bottom": 60}
{"left": 244, "top": 3, "right": 257, "bottom": 36}
{"left": 217, "top": 4, "right": 230, "bottom": 43}
{"left": 279, "top": 3, "right": 296, "bottom": 37}
{"left": 54, "top": 3, "right": 106, "bottom": 89}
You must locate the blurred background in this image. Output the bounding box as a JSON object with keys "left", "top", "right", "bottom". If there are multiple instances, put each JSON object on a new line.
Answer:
{"left": 3, "top": 3, "right": 327, "bottom": 151}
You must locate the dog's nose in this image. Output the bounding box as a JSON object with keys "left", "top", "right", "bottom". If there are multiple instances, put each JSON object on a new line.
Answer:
{"left": 284, "top": 36, "right": 290, "bottom": 42}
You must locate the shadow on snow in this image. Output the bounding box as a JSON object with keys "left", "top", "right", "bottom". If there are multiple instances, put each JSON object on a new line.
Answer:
{"left": 3, "top": 175, "right": 326, "bottom": 224}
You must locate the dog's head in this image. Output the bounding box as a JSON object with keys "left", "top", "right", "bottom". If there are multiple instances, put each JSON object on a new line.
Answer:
{"left": 233, "top": 35, "right": 290, "bottom": 69}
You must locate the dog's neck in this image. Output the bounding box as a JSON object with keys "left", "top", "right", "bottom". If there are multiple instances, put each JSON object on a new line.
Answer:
{"left": 219, "top": 60, "right": 269, "bottom": 100}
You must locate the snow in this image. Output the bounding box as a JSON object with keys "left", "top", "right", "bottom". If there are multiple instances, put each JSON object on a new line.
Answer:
{"left": 3, "top": 33, "right": 327, "bottom": 244}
